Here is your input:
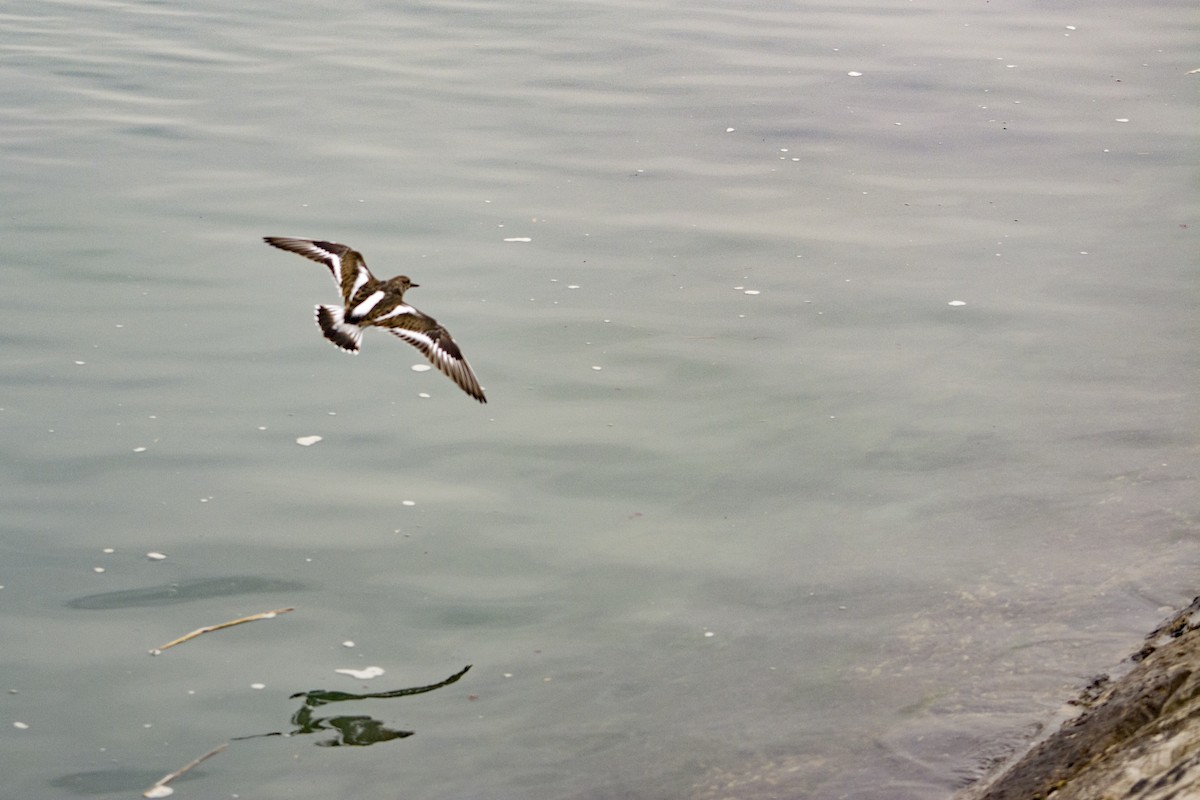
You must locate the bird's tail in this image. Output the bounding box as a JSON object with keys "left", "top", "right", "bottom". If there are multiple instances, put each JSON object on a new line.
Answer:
{"left": 315, "top": 305, "right": 364, "bottom": 353}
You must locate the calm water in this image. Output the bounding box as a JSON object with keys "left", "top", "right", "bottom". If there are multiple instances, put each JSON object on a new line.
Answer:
{"left": 2, "top": 0, "right": 1197, "bottom": 797}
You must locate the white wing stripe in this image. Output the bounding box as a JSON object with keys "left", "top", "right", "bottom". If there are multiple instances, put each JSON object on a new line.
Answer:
{"left": 373, "top": 304, "right": 417, "bottom": 321}
{"left": 349, "top": 290, "right": 385, "bottom": 319}
{"left": 290, "top": 241, "right": 343, "bottom": 283}
{"left": 349, "top": 267, "right": 370, "bottom": 298}
{"left": 391, "top": 328, "right": 436, "bottom": 349}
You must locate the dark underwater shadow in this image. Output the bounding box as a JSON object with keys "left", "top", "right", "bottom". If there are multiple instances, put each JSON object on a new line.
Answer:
{"left": 66, "top": 576, "right": 312, "bottom": 610}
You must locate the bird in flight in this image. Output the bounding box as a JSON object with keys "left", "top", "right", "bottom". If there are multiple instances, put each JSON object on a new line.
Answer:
{"left": 264, "top": 236, "right": 486, "bottom": 403}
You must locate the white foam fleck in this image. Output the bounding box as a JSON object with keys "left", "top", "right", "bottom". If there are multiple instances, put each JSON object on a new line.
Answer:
{"left": 74, "top": 360, "right": 86, "bottom": 365}
{"left": 503, "top": 237, "right": 532, "bottom": 242}
{"left": 418, "top": 392, "right": 431, "bottom": 398}
{"left": 133, "top": 446, "right": 147, "bottom": 453}
{"left": 93, "top": 567, "right": 105, "bottom": 574}
{"left": 343, "top": 641, "right": 355, "bottom": 648}
{"left": 847, "top": 71, "right": 863, "bottom": 77}
{"left": 591, "top": 365, "right": 603, "bottom": 371}
{"left": 744, "top": 290, "right": 761, "bottom": 295}
{"left": 411, "top": 364, "right": 432, "bottom": 372}
{"left": 144, "top": 786, "right": 174, "bottom": 799}
{"left": 250, "top": 683, "right": 266, "bottom": 690}
{"left": 948, "top": 300, "right": 967, "bottom": 306}
{"left": 13, "top": 721, "right": 29, "bottom": 730}
{"left": 147, "top": 552, "right": 167, "bottom": 561}
{"left": 402, "top": 500, "right": 416, "bottom": 507}
{"left": 295, "top": 435, "right": 322, "bottom": 447}
{"left": 335, "top": 666, "right": 385, "bottom": 680}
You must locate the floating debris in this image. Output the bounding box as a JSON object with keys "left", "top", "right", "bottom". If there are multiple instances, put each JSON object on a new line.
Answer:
{"left": 150, "top": 607, "right": 294, "bottom": 655}
{"left": 143, "top": 742, "right": 228, "bottom": 798}
{"left": 295, "top": 435, "right": 322, "bottom": 447}
{"left": 335, "top": 666, "right": 385, "bottom": 680}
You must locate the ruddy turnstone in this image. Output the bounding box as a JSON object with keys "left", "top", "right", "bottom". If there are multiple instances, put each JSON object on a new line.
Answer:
{"left": 264, "top": 236, "right": 486, "bottom": 403}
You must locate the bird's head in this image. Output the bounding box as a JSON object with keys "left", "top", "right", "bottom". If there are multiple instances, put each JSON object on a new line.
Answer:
{"left": 387, "top": 275, "right": 418, "bottom": 292}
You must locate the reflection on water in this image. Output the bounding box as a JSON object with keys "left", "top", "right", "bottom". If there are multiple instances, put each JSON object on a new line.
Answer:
{"left": 287, "top": 708, "right": 414, "bottom": 748}
{"left": 232, "top": 664, "right": 472, "bottom": 747}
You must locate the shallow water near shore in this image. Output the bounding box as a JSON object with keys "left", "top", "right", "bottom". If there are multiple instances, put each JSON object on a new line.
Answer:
{"left": 2, "top": 0, "right": 1197, "bottom": 797}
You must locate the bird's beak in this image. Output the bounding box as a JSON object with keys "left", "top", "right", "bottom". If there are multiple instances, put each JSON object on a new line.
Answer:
{"left": 411, "top": 282, "right": 420, "bottom": 288}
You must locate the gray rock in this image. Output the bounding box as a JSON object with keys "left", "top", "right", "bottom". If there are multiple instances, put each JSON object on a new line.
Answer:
{"left": 957, "top": 597, "right": 1200, "bottom": 799}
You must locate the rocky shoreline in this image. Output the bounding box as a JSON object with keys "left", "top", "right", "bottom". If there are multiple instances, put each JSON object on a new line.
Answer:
{"left": 956, "top": 596, "right": 1200, "bottom": 799}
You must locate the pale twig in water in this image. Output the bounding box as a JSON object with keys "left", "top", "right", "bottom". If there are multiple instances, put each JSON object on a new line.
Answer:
{"left": 150, "top": 607, "right": 294, "bottom": 655}
{"left": 142, "top": 742, "right": 228, "bottom": 798}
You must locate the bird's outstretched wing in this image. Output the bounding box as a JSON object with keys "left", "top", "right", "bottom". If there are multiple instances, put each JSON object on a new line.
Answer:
{"left": 264, "top": 237, "right": 373, "bottom": 305}
{"left": 374, "top": 307, "right": 486, "bottom": 403}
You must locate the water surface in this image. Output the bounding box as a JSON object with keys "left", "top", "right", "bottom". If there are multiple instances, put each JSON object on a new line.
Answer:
{"left": 2, "top": 0, "right": 1197, "bottom": 797}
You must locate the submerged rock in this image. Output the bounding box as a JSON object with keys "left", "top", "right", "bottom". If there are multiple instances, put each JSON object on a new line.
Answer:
{"left": 957, "top": 597, "right": 1200, "bottom": 799}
